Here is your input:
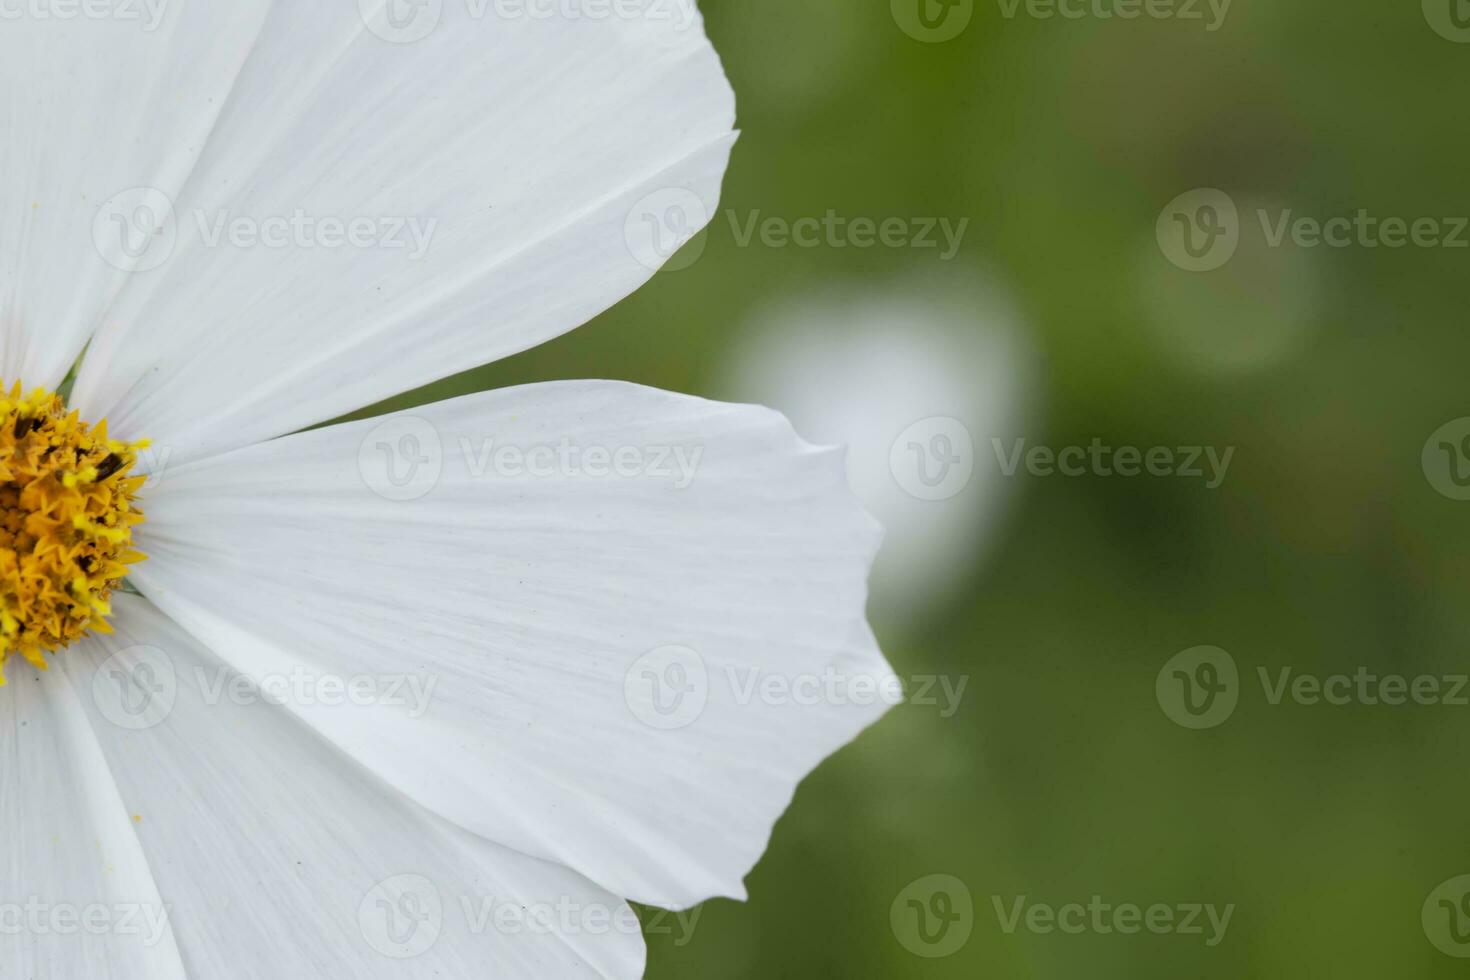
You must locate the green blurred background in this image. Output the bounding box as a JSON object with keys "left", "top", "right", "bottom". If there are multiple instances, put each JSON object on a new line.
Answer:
{"left": 364, "top": 0, "right": 1470, "bottom": 975}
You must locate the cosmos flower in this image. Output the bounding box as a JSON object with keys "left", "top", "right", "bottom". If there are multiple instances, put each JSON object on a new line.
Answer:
{"left": 0, "top": 4, "right": 895, "bottom": 976}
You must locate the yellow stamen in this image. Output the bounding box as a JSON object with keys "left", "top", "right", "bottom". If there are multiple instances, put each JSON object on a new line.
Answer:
{"left": 0, "top": 382, "right": 147, "bottom": 685}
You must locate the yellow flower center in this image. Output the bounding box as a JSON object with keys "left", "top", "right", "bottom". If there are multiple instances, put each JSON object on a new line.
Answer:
{"left": 0, "top": 383, "right": 147, "bottom": 683}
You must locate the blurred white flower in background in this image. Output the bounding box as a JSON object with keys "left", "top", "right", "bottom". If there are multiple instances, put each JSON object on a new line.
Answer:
{"left": 724, "top": 278, "right": 1035, "bottom": 629}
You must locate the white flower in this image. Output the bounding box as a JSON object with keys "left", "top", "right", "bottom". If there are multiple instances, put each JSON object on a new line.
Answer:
{"left": 0, "top": 5, "right": 896, "bottom": 977}
{"left": 725, "top": 279, "right": 1033, "bottom": 628}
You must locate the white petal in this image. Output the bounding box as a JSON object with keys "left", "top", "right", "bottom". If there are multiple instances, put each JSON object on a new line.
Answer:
{"left": 63, "top": 596, "right": 645, "bottom": 979}
{"left": 0, "top": 2, "right": 273, "bottom": 388}
{"left": 131, "top": 381, "right": 895, "bottom": 909}
{"left": 0, "top": 667, "right": 186, "bottom": 979}
{"left": 70, "top": 4, "right": 736, "bottom": 465}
